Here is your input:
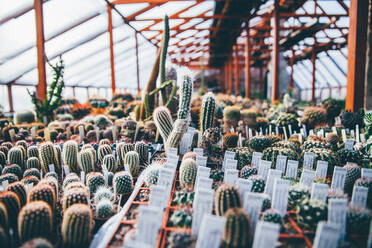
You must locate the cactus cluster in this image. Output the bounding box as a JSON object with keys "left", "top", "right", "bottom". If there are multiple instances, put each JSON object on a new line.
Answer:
{"left": 288, "top": 183, "right": 310, "bottom": 210}
{"left": 296, "top": 198, "right": 327, "bottom": 230}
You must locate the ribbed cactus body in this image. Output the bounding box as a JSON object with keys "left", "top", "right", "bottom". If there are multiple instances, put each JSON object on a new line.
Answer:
{"left": 144, "top": 164, "right": 161, "bottom": 186}
{"left": 63, "top": 140, "right": 79, "bottom": 173}
{"left": 54, "top": 145, "right": 62, "bottom": 169}
{"left": 124, "top": 151, "right": 140, "bottom": 177}
{"left": 135, "top": 141, "right": 148, "bottom": 165}
{"left": 27, "top": 145, "right": 39, "bottom": 159}
{"left": 0, "top": 173, "right": 18, "bottom": 184}
{"left": 116, "top": 142, "right": 134, "bottom": 167}
{"left": 64, "top": 182, "right": 87, "bottom": 193}
{"left": 82, "top": 144, "right": 96, "bottom": 165}
{"left": 97, "top": 144, "right": 112, "bottom": 163}
{"left": 2, "top": 142, "right": 12, "bottom": 150}
{"left": 16, "top": 140, "right": 27, "bottom": 152}
{"left": 0, "top": 151, "right": 6, "bottom": 166}
{"left": 18, "top": 201, "right": 52, "bottom": 242}
{"left": 95, "top": 199, "right": 114, "bottom": 218}
{"left": 177, "top": 74, "right": 193, "bottom": 119}
{"left": 39, "top": 142, "right": 59, "bottom": 174}
{"left": 45, "top": 171, "right": 58, "bottom": 179}
{"left": 102, "top": 154, "right": 116, "bottom": 172}
{"left": 179, "top": 158, "right": 197, "bottom": 189}
{"left": 0, "top": 191, "right": 20, "bottom": 229}
{"left": 61, "top": 204, "right": 92, "bottom": 248}
{"left": 26, "top": 157, "right": 41, "bottom": 170}
{"left": 165, "top": 119, "right": 189, "bottom": 152}
{"left": 6, "top": 182, "right": 26, "bottom": 206}
{"left": 63, "top": 174, "right": 80, "bottom": 189}
{"left": 86, "top": 172, "right": 105, "bottom": 194}
{"left": 153, "top": 107, "right": 174, "bottom": 142}
{"left": 62, "top": 188, "right": 89, "bottom": 211}
{"left": 0, "top": 146, "right": 9, "bottom": 158}
{"left": 215, "top": 184, "right": 242, "bottom": 216}
{"left": 21, "top": 176, "right": 39, "bottom": 186}
{"left": 200, "top": 92, "right": 216, "bottom": 135}
{"left": 113, "top": 171, "right": 133, "bottom": 195}
{"left": 0, "top": 202, "right": 8, "bottom": 231}
{"left": 8, "top": 147, "right": 25, "bottom": 169}
{"left": 94, "top": 187, "right": 113, "bottom": 204}
{"left": 79, "top": 150, "right": 95, "bottom": 174}
{"left": 39, "top": 177, "right": 59, "bottom": 198}
{"left": 23, "top": 168, "right": 41, "bottom": 179}
{"left": 27, "top": 184, "right": 56, "bottom": 211}
{"left": 2, "top": 164, "right": 22, "bottom": 179}
{"left": 222, "top": 208, "right": 253, "bottom": 248}
{"left": 19, "top": 238, "right": 53, "bottom": 248}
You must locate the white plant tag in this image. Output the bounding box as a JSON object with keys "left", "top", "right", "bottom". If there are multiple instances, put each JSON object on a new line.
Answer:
{"left": 351, "top": 185, "right": 368, "bottom": 208}
{"left": 149, "top": 185, "right": 167, "bottom": 209}
{"left": 332, "top": 126, "right": 337, "bottom": 134}
{"left": 224, "top": 169, "right": 239, "bottom": 185}
{"left": 288, "top": 125, "right": 293, "bottom": 136}
{"left": 66, "top": 126, "right": 72, "bottom": 139}
{"left": 158, "top": 168, "right": 175, "bottom": 196}
{"left": 2, "top": 180, "right": 9, "bottom": 190}
{"left": 283, "top": 127, "right": 288, "bottom": 140}
{"left": 275, "top": 126, "right": 279, "bottom": 135}
{"left": 252, "top": 221, "right": 280, "bottom": 248}
{"left": 225, "top": 159, "right": 238, "bottom": 170}
{"left": 315, "top": 161, "right": 328, "bottom": 179}
{"left": 313, "top": 221, "right": 340, "bottom": 248}
{"left": 48, "top": 164, "right": 55, "bottom": 173}
{"left": 311, "top": 183, "right": 329, "bottom": 203}
{"left": 341, "top": 129, "right": 347, "bottom": 141}
{"left": 303, "top": 152, "right": 315, "bottom": 169}
{"left": 137, "top": 205, "right": 163, "bottom": 246}
{"left": 258, "top": 160, "right": 272, "bottom": 181}
{"left": 275, "top": 155, "right": 287, "bottom": 174}
{"left": 362, "top": 168, "right": 372, "bottom": 178}
{"left": 356, "top": 124, "right": 360, "bottom": 143}
{"left": 269, "top": 125, "right": 272, "bottom": 135}
{"left": 94, "top": 125, "right": 100, "bottom": 143}
{"left": 309, "top": 129, "right": 315, "bottom": 136}
{"left": 80, "top": 171, "right": 85, "bottom": 184}
{"left": 63, "top": 165, "right": 70, "bottom": 176}
{"left": 345, "top": 139, "right": 355, "bottom": 150}
{"left": 265, "top": 169, "right": 282, "bottom": 197}
{"left": 235, "top": 178, "right": 253, "bottom": 200}
{"left": 245, "top": 125, "right": 249, "bottom": 139}
{"left": 25, "top": 183, "right": 33, "bottom": 194}
{"left": 195, "top": 214, "right": 226, "bottom": 248}
{"left": 43, "top": 116, "right": 47, "bottom": 125}
{"left": 180, "top": 132, "right": 193, "bottom": 155}
{"left": 222, "top": 151, "right": 235, "bottom": 171}
{"left": 272, "top": 178, "right": 290, "bottom": 216}
{"left": 197, "top": 166, "right": 211, "bottom": 179}
{"left": 196, "top": 155, "right": 208, "bottom": 167}
{"left": 192, "top": 188, "right": 214, "bottom": 235}
{"left": 168, "top": 147, "right": 178, "bottom": 156}
{"left": 249, "top": 128, "right": 253, "bottom": 139}
{"left": 124, "top": 163, "right": 130, "bottom": 173}
{"left": 243, "top": 192, "right": 263, "bottom": 232}
{"left": 112, "top": 125, "right": 118, "bottom": 142}
{"left": 193, "top": 148, "right": 203, "bottom": 156}
{"left": 328, "top": 198, "right": 347, "bottom": 242}
{"left": 78, "top": 125, "right": 85, "bottom": 140}
{"left": 300, "top": 169, "right": 316, "bottom": 187}
{"left": 195, "top": 176, "right": 213, "bottom": 191}
{"left": 331, "top": 166, "right": 347, "bottom": 190}
{"left": 350, "top": 130, "right": 355, "bottom": 137}
{"left": 31, "top": 126, "right": 37, "bottom": 138}
{"left": 285, "top": 160, "right": 298, "bottom": 178}
{"left": 251, "top": 152, "right": 262, "bottom": 167}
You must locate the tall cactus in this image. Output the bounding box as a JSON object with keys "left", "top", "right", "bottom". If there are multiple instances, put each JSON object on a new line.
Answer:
{"left": 27, "top": 145, "right": 39, "bottom": 159}
{"left": 215, "top": 184, "right": 242, "bottom": 216}
{"left": 0, "top": 191, "right": 20, "bottom": 229}
{"left": 6, "top": 181, "right": 27, "bottom": 207}
{"left": 78, "top": 150, "right": 95, "bottom": 174}
{"left": 97, "top": 144, "right": 112, "bottom": 163}
{"left": 153, "top": 106, "right": 174, "bottom": 141}
{"left": 177, "top": 72, "right": 193, "bottom": 119}
{"left": 179, "top": 158, "right": 197, "bottom": 189}
{"left": 124, "top": 151, "right": 140, "bottom": 177}
{"left": 18, "top": 201, "right": 53, "bottom": 242}
{"left": 8, "top": 147, "right": 25, "bottom": 170}
{"left": 27, "top": 184, "right": 56, "bottom": 211}
{"left": 39, "top": 177, "right": 59, "bottom": 198}
{"left": 39, "top": 142, "right": 59, "bottom": 174}
{"left": 102, "top": 154, "right": 116, "bottom": 172}
{"left": 222, "top": 208, "right": 253, "bottom": 248}
{"left": 200, "top": 92, "right": 216, "bottom": 135}
{"left": 135, "top": 141, "right": 148, "bottom": 166}
{"left": 117, "top": 143, "right": 134, "bottom": 167}
{"left": 26, "top": 157, "right": 41, "bottom": 170}
{"left": 159, "top": 15, "right": 170, "bottom": 104}
{"left": 63, "top": 140, "right": 79, "bottom": 173}
{"left": 61, "top": 204, "right": 92, "bottom": 248}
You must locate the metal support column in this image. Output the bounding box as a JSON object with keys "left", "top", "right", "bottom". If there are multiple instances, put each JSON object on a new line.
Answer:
{"left": 108, "top": 5, "right": 116, "bottom": 96}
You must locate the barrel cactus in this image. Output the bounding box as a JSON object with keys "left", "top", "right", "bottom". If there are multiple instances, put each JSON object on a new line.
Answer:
{"left": 288, "top": 183, "right": 310, "bottom": 210}
{"left": 27, "top": 183, "right": 56, "bottom": 211}
{"left": 8, "top": 147, "right": 25, "bottom": 170}
{"left": 63, "top": 140, "right": 79, "bottom": 173}
{"left": 0, "top": 191, "right": 20, "bottom": 229}
{"left": 26, "top": 157, "right": 41, "bottom": 170}
{"left": 135, "top": 141, "right": 148, "bottom": 166}
{"left": 86, "top": 172, "right": 105, "bottom": 194}
{"left": 2, "top": 164, "right": 22, "bottom": 179}
{"left": 94, "top": 187, "right": 114, "bottom": 204}
{"left": 113, "top": 171, "right": 133, "bottom": 195}
{"left": 102, "top": 154, "right": 116, "bottom": 172}
{"left": 222, "top": 208, "right": 253, "bottom": 248}
{"left": 261, "top": 208, "right": 283, "bottom": 225}
{"left": 248, "top": 175, "right": 266, "bottom": 193}
{"left": 27, "top": 145, "right": 39, "bottom": 159}
{"left": 38, "top": 142, "right": 60, "bottom": 174}
{"left": 215, "top": 184, "right": 242, "bottom": 216}
{"left": 6, "top": 181, "right": 27, "bottom": 207}
{"left": 179, "top": 158, "right": 197, "bottom": 189}
{"left": 97, "top": 144, "right": 112, "bottom": 163}
{"left": 95, "top": 199, "right": 114, "bottom": 219}
{"left": 62, "top": 188, "right": 89, "bottom": 211}
{"left": 78, "top": 149, "right": 95, "bottom": 174}
{"left": 296, "top": 198, "right": 327, "bottom": 230}
{"left": 124, "top": 151, "right": 140, "bottom": 177}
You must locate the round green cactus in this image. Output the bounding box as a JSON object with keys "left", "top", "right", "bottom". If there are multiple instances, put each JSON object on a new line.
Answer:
{"left": 261, "top": 208, "right": 283, "bottom": 225}
{"left": 14, "top": 110, "right": 36, "bottom": 124}
{"left": 113, "top": 171, "right": 133, "bottom": 195}
{"left": 95, "top": 199, "right": 114, "bottom": 219}
{"left": 21, "top": 176, "right": 39, "bottom": 186}
{"left": 116, "top": 142, "right": 134, "bottom": 167}
{"left": 97, "top": 144, "right": 112, "bottom": 163}
{"left": 347, "top": 207, "right": 371, "bottom": 235}
{"left": 179, "top": 158, "right": 197, "bottom": 189}
{"left": 135, "top": 141, "right": 149, "bottom": 166}
{"left": 288, "top": 183, "right": 310, "bottom": 210}
{"left": 0, "top": 173, "right": 18, "bottom": 184}
{"left": 248, "top": 175, "right": 266, "bottom": 193}
{"left": 296, "top": 198, "right": 327, "bottom": 231}
{"left": 144, "top": 163, "right": 161, "bottom": 186}
{"left": 86, "top": 172, "right": 105, "bottom": 194}
{"left": 240, "top": 165, "right": 258, "bottom": 179}
{"left": 215, "top": 184, "right": 242, "bottom": 216}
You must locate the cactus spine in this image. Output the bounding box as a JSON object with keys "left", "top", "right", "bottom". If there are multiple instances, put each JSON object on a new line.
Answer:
{"left": 153, "top": 106, "right": 174, "bottom": 142}
{"left": 102, "top": 154, "right": 116, "bottom": 172}
{"left": 61, "top": 204, "right": 92, "bottom": 248}
{"left": 2, "top": 163, "right": 22, "bottom": 179}
{"left": 27, "top": 145, "right": 39, "bottom": 159}
{"left": 97, "top": 144, "right": 112, "bottom": 163}
{"left": 8, "top": 147, "right": 25, "bottom": 169}
{"left": 78, "top": 150, "right": 95, "bottom": 174}
{"left": 200, "top": 92, "right": 216, "bottom": 135}
{"left": 23, "top": 168, "right": 41, "bottom": 179}
{"left": 27, "top": 183, "right": 56, "bottom": 211}
{"left": 124, "top": 151, "right": 140, "bottom": 177}
{"left": 222, "top": 208, "right": 253, "bottom": 248}
{"left": 135, "top": 141, "right": 148, "bottom": 166}
{"left": 62, "top": 188, "right": 89, "bottom": 211}
{"left": 0, "top": 202, "right": 8, "bottom": 232}
{"left": 179, "top": 158, "right": 197, "bottom": 189}
{"left": 86, "top": 172, "right": 105, "bottom": 194}
{"left": 18, "top": 201, "right": 52, "bottom": 242}
{"left": 0, "top": 191, "right": 21, "bottom": 229}
{"left": 177, "top": 73, "right": 193, "bottom": 119}
{"left": 113, "top": 171, "right": 133, "bottom": 195}
{"left": 26, "top": 157, "right": 41, "bottom": 170}
{"left": 0, "top": 151, "right": 6, "bottom": 167}
{"left": 63, "top": 140, "right": 79, "bottom": 173}
{"left": 95, "top": 199, "right": 114, "bottom": 218}
{"left": 215, "top": 184, "right": 242, "bottom": 216}
{"left": 39, "top": 142, "right": 59, "bottom": 174}
{"left": 6, "top": 181, "right": 27, "bottom": 207}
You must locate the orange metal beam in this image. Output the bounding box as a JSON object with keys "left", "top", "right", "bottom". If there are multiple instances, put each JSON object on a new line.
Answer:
{"left": 7, "top": 84, "right": 14, "bottom": 113}
{"left": 245, "top": 28, "right": 251, "bottom": 99}
{"left": 113, "top": 0, "right": 197, "bottom": 4}
{"left": 135, "top": 31, "right": 140, "bottom": 94}
{"left": 289, "top": 48, "right": 294, "bottom": 91}
{"left": 234, "top": 46, "right": 239, "bottom": 96}
{"left": 108, "top": 5, "right": 116, "bottom": 95}
{"left": 34, "top": 0, "right": 47, "bottom": 101}
{"left": 311, "top": 50, "right": 316, "bottom": 103}
{"left": 272, "top": 0, "right": 280, "bottom": 102}
{"left": 346, "top": 0, "right": 369, "bottom": 111}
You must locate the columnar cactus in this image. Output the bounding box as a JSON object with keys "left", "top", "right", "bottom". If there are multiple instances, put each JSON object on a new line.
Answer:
{"left": 86, "top": 172, "right": 105, "bottom": 194}
{"left": 95, "top": 199, "right": 114, "bottom": 219}
{"left": 0, "top": 202, "right": 8, "bottom": 231}
{"left": 18, "top": 201, "right": 52, "bottom": 242}
{"left": 0, "top": 191, "right": 21, "bottom": 229}
{"left": 135, "top": 141, "right": 148, "bottom": 166}
{"left": 27, "top": 184, "right": 56, "bottom": 211}
{"left": 78, "top": 150, "right": 95, "bottom": 174}
{"left": 2, "top": 142, "right": 12, "bottom": 150}
{"left": 63, "top": 140, "right": 79, "bottom": 173}
{"left": 124, "top": 151, "right": 140, "bottom": 177}
{"left": 61, "top": 204, "right": 92, "bottom": 248}
{"left": 344, "top": 163, "right": 361, "bottom": 195}
{"left": 2, "top": 164, "right": 22, "bottom": 179}
{"left": 27, "top": 145, "right": 39, "bottom": 159}
{"left": 39, "top": 177, "right": 59, "bottom": 198}
{"left": 222, "top": 208, "right": 253, "bottom": 248}
{"left": 0, "top": 151, "right": 6, "bottom": 167}
{"left": 0, "top": 173, "right": 18, "bottom": 184}
{"left": 179, "top": 158, "right": 197, "bottom": 189}
{"left": 39, "top": 142, "right": 59, "bottom": 174}
{"left": 153, "top": 106, "right": 174, "bottom": 142}
{"left": 177, "top": 73, "right": 193, "bottom": 119}
{"left": 113, "top": 171, "right": 133, "bottom": 195}
{"left": 26, "top": 157, "right": 41, "bottom": 170}
{"left": 0, "top": 146, "right": 9, "bottom": 158}
{"left": 82, "top": 144, "right": 96, "bottom": 165}
{"left": 8, "top": 147, "right": 25, "bottom": 169}
{"left": 215, "top": 184, "right": 242, "bottom": 216}
{"left": 200, "top": 92, "right": 216, "bottom": 135}
{"left": 97, "top": 144, "right": 112, "bottom": 163}
{"left": 102, "top": 154, "right": 116, "bottom": 172}
{"left": 16, "top": 144, "right": 27, "bottom": 162}
{"left": 6, "top": 181, "right": 27, "bottom": 207}
{"left": 117, "top": 143, "right": 134, "bottom": 167}
{"left": 62, "top": 188, "right": 89, "bottom": 211}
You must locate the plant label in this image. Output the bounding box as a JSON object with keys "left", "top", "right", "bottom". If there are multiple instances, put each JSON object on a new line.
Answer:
{"left": 192, "top": 188, "right": 214, "bottom": 235}
{"left": 272, "top": 178, "right": 290, "bottom": 217}
{"left": 252, "top": 221, "right": 280, "bottom": 248}
{"left": 236, "top": 178, "right": 253, "bottom": 200}
{"left": 258, "top": 160, "right": 272, "bottom": 181}
{"left": 225, "top": 159, "right": 238, "bottom": 170}
{"left": 124, "top": 163, "right": 130, "bottom": 173}
{"left": 251, "top": 152, "right": 262, "bottom": 167}
{"left": 243, "top": 192, "right": 263, "bottom": 231}
{"left": 31, "top": 126, "right": 37, "bottom": 138}
{"left": 288, "top": 125, "right": 293, "bottom": 136}
{"left": 315, "top": 160, "right": 328, "bottom": 179}
{"left": 2, "top": 180, "right": 8, "bottom": 190}
{"left": 303, "top": 152, "right": 315, "bottom": 170}
{"left": 331, "top": 166, "right": 346, "bottom": 190}
{"left": 341, "top": 129, "right": 347, "bottom": 142}
{"left": 193, "top": 148, "right": 203, "bottom": 156}
{"left": 63, "top": 165, "right": 70, "bottom": 176}
{"left": 275, "top": 155, "right": 287, "bottom": 174}
{"left": 80, "top": 171, "right": 85, "bottom": 184}
{"left": 249, "top": 128, "right": 253, "bottom": 139}
{"left": 78, "top": 125, "right": 84, "bottom": 140}
{"left": 48, "top": 164, "right": 55, "bottom": 173}
{"left": 196, "top": 155, "right": 208, "bottom": 167}
{"left": 197, "top": 166, "right": 211, "bottom": 179}
{"left": 195, "top": 214, "right": 226, "bottom": 248}
{"left": 309, "top": 129, "right": 314, "bottom": 136}
{"left": 265, "top": 169, "right": 282, "bottom": 197}
{"left": 275, "top": 126, "right": 279, "bottom": 135}
{"left": 286, "top": 160, "right": 298, "bottom": 179}
{"left": 245, "top": 125, "right": 249, "bottom": 139}
{"left": 328, "top": 198, "right": 347, "bottom": 242}
{"left": 149, "top": 185, "right": 167, "bottom": 209}
{"left": 195, "top": 176, "right": 213, "bottom": 191}
{"left": 345, "top": 139, "right": 355, "bottom": 150}
{"left": 283, "top": 127, "right": 288, "bottom": 140}
{"left": 158, "top": 168, "right": 175, "bottom": 196}
{"left": 180, "top": 132, "right": 193, "bottom": 155}
{"left": 224, "top": 169, "right": 239, "bottom": 185}
{"left": 300, "top": 169, "right": 316, "bottom": 187}
{"left": 137, "top": 205, "right": 163, "bottom": 246}
{"left": 168, "top": 147, "right": 178, "bottom": 156}
{"left": 313, "top": 221, "right": 340, "bottom": 248}
{"left": 25, "top": 183, "right": 33, "bottom": 194}
{"left": 350, "top": 130, "right": 355, "bottom": 137}
{"left": 269, "top": 125, "right": 272, "bottom": 135}
{"left": 351, "top": 186, "right": 368, "bottom": 208}
{"left": 222, "top": 151, "right": 235, "bottom": 171}
{"left": 311, "top": 183, "right": 329, "bottom": 203}
{"left": 362, "top": 168, "right": 372, "bottom": 179}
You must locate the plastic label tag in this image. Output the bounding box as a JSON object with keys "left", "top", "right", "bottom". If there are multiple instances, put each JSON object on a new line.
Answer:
{"left": 285, "top": 160, "right": 298, "bottom": 178}
{"left": 331, "top": 166, "right": 346, "bottom": 190}
{"left": 313, "top": 221, "right": 340, "bottom": 248}
{"left": 224, "top": 169, "right": 239, "bottom": 185}
{"left": 328, "top": 198, "right": 347, "bottom": 242}
{"left": 192, "top": 188, "right": 214, "bottom": 235}
{"left": 193, "top": 148, "right": 203, "bottom": 156}
{"left": 351, "top": 185, "right": 368, "bottom": 208}
{"left": 225, "top": 159, "right": 238, "bottom": 170}
{"left": 63, "top": 165, "right": 70, "bottom": 176}
{"left": 272, "top": 178, "right": 290, "bottom": 216}
{"left": 258, "top": 160, "right": 271, "bottom": 181}
{"left": 251, "top": 152, "right": 262, "bottom": 167}
{"left": 275, "top": 155, "right": 287, "bottom": 174}
{"left": 196, "top": 155, "right": 208, "bottom": 167}
{"left": 195, "top": 214, "right": 226, "bottom": 248}
{"left": 300, "top": 169, "right": 316, "bottom": 187}
{"left": 149, "top": 185, "right": 167, "bottom": 209}
{"left": 137, "top": 205, "right": 163, "bottom": 246}
{"left": 345, "top": 139, "right": 355, "bottom": 150}
{"left": 311, "top": 183, "right": 329, "bottom": 203}
{"left": 265, "top": 169, "right": 282, "bottom": 197}
{"left": 303, "top": 152, "right": 315, "bottom": 170}
{"left": 195, "top": 176, "right": 213, "bottom": 191}
{"left": 235, "top": 178, "right": 253, "bottom": 201}
{"left": 362, "top": 168, "right": 372, "bottom": 178}
{"left": 78, "top": 125, "right": 85, "bottom": 140}
{"left": 315, "top": 160, "right": 328, "bottom": 179}
{"left": 252, "top": 221, "right": 280, "bottom": 248}
{"left": 48, "top": 164, "right": 55, "bottom": 173}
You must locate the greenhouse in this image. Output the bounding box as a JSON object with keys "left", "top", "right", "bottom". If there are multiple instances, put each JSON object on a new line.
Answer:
{"left": 0, "top": 0, "right": 371, "bottom": 247}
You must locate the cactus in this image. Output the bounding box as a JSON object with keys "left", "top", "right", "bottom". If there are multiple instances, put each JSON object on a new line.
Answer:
{"left": 94, "top": 187, "right": 114, "bottom": 204}
{"left": 248, "top": 136, "right": 275, "bottom": 152}
{"left": 19, "top": 238, "right": 53, "bottom": 248}
{"left": 0, "top": 202, "right": 8, "bottom": 231}
{"left": 167, "top": 230, "right": 196, "bottom": 248}
{"left": 86, "top": 172, "right": 105, "bottom": 194}
{"left": 347, "top": 207, "right": 371, "bottom": 235}
{"left": 355, "top": 177, "right": 372, "bottom": 208}
{"left": 61, "top": 204, "right": 92, "bottom": 248}
{"left": 248, "top": 175, "right": 266, "bottom": 193}
{"left": 6, "top": 181, "right": 27, "bottom": 207}
{"left": 78, "top": 150, "right": 95, "bottom": 174}
{"left": 0, "top": 151, "right": 6, "bottom": 167}
{"left": 177, "top": 72, "right": 193, "bottom": 119}
{"left": 296, "top": 198, "right": 327, "bottom": 230}
{"left": 261, "top": 194, "right": 271, "bottom": 212}
{"left": 337, "top": 148, "right": 363, "bottom": 166}
{"left": 107, "top": 172, "right": 114, "bottom": 186}
{"left": 97, "top": 144, "right": 112, "bottom": 163}
{"left": 27, "top": 146, "right": 39, "bottom": 159}
{"left": 322, "top": 98, "right": 341, "bottom": 125}
{"left": 200, "top": 92, "right": 216, "bottom": 135}
{"left": 23, "top": 168, "right": 41, "bottom": 179}
{"left": 21, "top": 176, "right": 39, "bottom": 186}
{"left": 222, "top": 208, "right": 253, "bottom": 248}
{"left": 0, "top": 191, "right": 20, "bottom": 229}
{"left": 153, "top": 107, "right": 174, "bottom": 142}
{"left": 144, "top": 163, "right": 161, "bottom": 186}
{"left": 344, "top": 163, "right": 361, "bottom": 195}
{"left": 0, "top": 146, "right": 9, "bottom": 159}
{"left": 63, "top": 140, "right": 79, "bottom": 173}
{"left": 8, "top": 146, "right": 25, "bottom": 169}
{"left": 215, "top": 184, "right": 242, "bottom": 216}
{"left": 261, "top": 208, "right": 282, "bottom": 225}
{"left": 2, "top": 164, "right": 22, "bottom": 179}
{"left": 95, "top": 199, "right": 114, "bottom": 219}
{"left": 117, "top": 142, "right": 134, "bottom": 167}
{"left": 64, "top": 182, "right": 88, "bottom": 193}
{"left": 16, "top": 140, "right": 28, "bottom": 152}
{"left": 113, "top": 171, "right": 133, "bottom": 195}
{"left": 223, "top": 106, "right": 241, "bottom": 132}
{"left": 223, "top": 132, "right": 239, "bottom": 149}
{"left": 44, "top": 171, "right": 57, "bottom": 179}
{"left": 39, "top": 177, "right": 59, "bottom": 199}
{"left": 39, "top": 142, "right": 60, "bottom": 174}
{"left": 288, "top": 183, "right": 310, "bottom": 210}
{"left": 135, "top": 141, "right": 148, "bottom": 166}
{"left": 124, "top": 151, "right": 140, "bottom": 177}
{"left": 82, "top": 144, "right": 96, "bottom": 165}
{"left": 102, "top": 154, "right": 116, "bottom": 172}
{"left": 26, "top": 157, "right": 41, "bottom": 170}
{"left": 301, "top": 106, "right": 327, "bottom": 130}
{"left": 62, "top": 173, "right": 80, "bottom": 189}
{"left": 240, "top": 165, "right": 257, "bottom": 179}
{"left": 18, "top": 201, "right": 52, "bottom": 242}
{"left": 325, "top": 133, "right": 340, "bottom": 151}
{"left": 341, "top": 110, "right": 364, "bottom": 130}
{"left": 27, "top": 184, "right": 56, "bottom": 211}
{"left": 2, "top": 142, "right": 12, "bottom": 150}
{"left": 0, "top": 173, "right": 18, "bottom": 184}
{"left": 179, "top": 158, "right": 197, "bottom": 189}
{"left": 165, "top": 119, "right": 189, "bottom": 152}
{"left": 62, "top": 188, "right": 89, "bottom": 211}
